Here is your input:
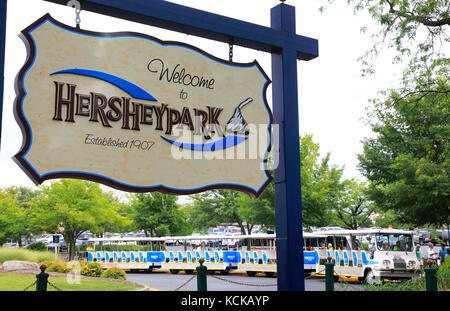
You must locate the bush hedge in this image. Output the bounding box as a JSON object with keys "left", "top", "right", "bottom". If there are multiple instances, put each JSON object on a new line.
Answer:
{"left": 25, "top": 242, "right": 47, "bottom": 252}
{"left": 364, "top": 260, "right": 449, "bottom": 291}
{"left": 101, "top": 267, "right": 127, "bottom": 280}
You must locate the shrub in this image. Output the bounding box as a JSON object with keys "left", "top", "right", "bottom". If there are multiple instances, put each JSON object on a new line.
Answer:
{"left": 46, "top": 261, "right": 69, "bottom": 273}
{"left": 101, "top": 267, "right": 127, "bottom": 280}
{"left": 26, "top": 242, "right": 47, "bottom": 252}
{"left": 80, "top": 261, "right": 103, "bottom": 277}
{"left": 437, "top": 258, "right": 450, "bottom": 289}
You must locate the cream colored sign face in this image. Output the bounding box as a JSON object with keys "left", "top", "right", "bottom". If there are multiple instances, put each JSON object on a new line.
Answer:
{"left": 14, "top": 14, "right": 272, "bottom": 196}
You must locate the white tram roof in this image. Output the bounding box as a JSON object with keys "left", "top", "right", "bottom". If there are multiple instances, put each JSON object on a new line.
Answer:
{"left": 311, "top": 228, "right": 413, "bottom": 236}
{"left": 89, "top": 232, "right": 326, "bottom": 242}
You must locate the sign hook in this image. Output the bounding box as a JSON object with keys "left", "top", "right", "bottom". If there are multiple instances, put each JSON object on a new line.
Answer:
{"left": 66, "top": 0, "right": 81, "bottom": 29}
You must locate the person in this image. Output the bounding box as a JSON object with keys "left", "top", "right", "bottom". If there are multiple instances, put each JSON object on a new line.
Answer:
{"left": 438, "top": 244, "right": 447, "bottom": 265}
{"left": 427, "top": 243, "right": 438, "bottom": 265}
{"left": 381, "top": 242, "right": 389, "bottom": 251}
{"left": 36, "top": 264, "right": 49, "bottom": 291}
{"left": 393, "top": 241, "right": 402, "bottom": 251}
{"left": 86, "top": 244, "right": 94, "bottom": 252}
{"left": 327, "top": 243, "right": 333, "bottom": 251}
{"left": 415, "top": 244, "right": 423, "bottom": 268}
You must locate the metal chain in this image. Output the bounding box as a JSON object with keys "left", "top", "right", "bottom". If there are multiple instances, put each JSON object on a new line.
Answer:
{"left": 23, "top": 280, "right": 36, "bottom": 291}
{"left": 67, "top": 0, "right": 81, "bottom": 29}
{"left": 174, "top": 274, "right": 196, "bottom": 291}
{"left": 304, "top": 267, "right": 326, "bottom": 279}
{"left": 47, "top": 280, "right": 64, "bottom": 291}
{"left": 229, "top": 40, "right": 233, "bottom": 62}
{"left": 210, "top": 274, "right": 276, "bottom": 287}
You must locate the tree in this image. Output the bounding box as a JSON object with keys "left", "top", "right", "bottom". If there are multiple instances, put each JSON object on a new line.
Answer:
{"left": 237, "top": 181, "right": 275, "bottom": 234}
{"left": 320, "top": 0, "right": 450, "bottom": 227}
{"left": 299, "top": 134, "right": 346, "bottom": 228}
{"left": 31, "top": 179, "right": 127, "bottom": 260}
{"left": 0, "top": 190, "right": 19, "bottom": 245}
{"left": 129, "top": 192, "right": 191, "bottom": 237}
{"left": 187, "top": 190, "right": 245, "bottom": 234}
{"left": 321, "top": 0, "right": 449, "bottom": 77}
{"left": 333, "top": 180, "right": 375, "bottom": 229}
{"left": 358, "top": 78, "right": 449, "bottom": 226}
{"left": 4, "top": 186, "right": 41, "bottom": 246}
{"left": 186, "top": 134, "right": 351, "bottom": 232}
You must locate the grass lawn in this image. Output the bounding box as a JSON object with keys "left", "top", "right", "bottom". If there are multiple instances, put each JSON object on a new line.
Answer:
{"left": 0, "top": 273, "right": 141, "bottom": 291}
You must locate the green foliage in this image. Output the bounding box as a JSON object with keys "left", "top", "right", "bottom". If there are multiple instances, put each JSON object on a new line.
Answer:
{"left": 333, "top": 180, "right": 375, "bottom": 229}
{"left": 79, "top": 244, "right": 165, "bottom": 252}
{"left": 299, "top": 135, "right": 346, "bottom": 228}
{"left": 101, "top": 267, "right": 127, "bottom": 280}
{"left": 0, "top": 247, "right": 54, "bottom": 263}
{"left": 358, "top": 79, "right": 449, "bottom": 226}
{"left": 321, "top": 0, "right": 449, "bottom": 76}
{"left": 437, "top": 258, "right": 450, "bottom": 286}
{"left": 80, "top": 261, "right": 103, "bottom": 277}
{"left": 2, "top": 186, "right": 41, "bottom": 247}
{"left": 186, "top": 134, "right": 365, "bottom": 232}
{"left": 0, "top": 273, "right": 140, "bottom": 291}
{"left": 45, "top": 260, "right": 70, "bottom": 273}
{"left": 237, "top": 181, "right": 275, "bottom": 233}
{"left": 31, "top": 179, "right": 128, "bottom": 260}
{"left": 129, "top": 192, "right": 191, "bottom": 237}
{"left": 25, "top": 242, "right": 47, "bottom": 252}
{"left": 364, "top": 261, "right": 449, "bottom": 291}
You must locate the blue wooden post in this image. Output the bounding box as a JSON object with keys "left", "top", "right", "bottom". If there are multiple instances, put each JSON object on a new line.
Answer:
{"left": 271, "top": 4, "right": 305, "bottom": 291}
{"left": 0, "top": 0, "right": 7, "bottom": 150}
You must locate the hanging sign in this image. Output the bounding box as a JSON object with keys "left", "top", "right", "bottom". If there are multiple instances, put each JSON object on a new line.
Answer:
{"left": 13, "top": 14, "right": 272, "bottom": 196}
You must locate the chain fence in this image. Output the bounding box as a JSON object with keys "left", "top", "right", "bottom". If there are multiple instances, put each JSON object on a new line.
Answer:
{"left": 174, "top": 274, "right": 196, "bottom": 291}
{"left": 23, "top": 281, "right": 36, "bottom": 291}
{"left": 23, "top": 279, "right": 63, "bottom": 291}
{"left": 210, "top": 274, "right": 277, "bottom": 287}
{"left": 47, "top": 280, "right": 64, "bottom": 291}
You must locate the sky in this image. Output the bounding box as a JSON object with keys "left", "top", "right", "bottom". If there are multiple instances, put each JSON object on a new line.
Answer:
{"left": 0, "top": 0, "right": 405, "bottom": 199}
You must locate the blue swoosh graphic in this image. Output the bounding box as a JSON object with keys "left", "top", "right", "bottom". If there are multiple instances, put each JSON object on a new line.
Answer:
{"left": 161, "top": 135, "right": 248, "bottom": 151}
{"left": 50, "top": 68, "right": 157, "bottom": 101}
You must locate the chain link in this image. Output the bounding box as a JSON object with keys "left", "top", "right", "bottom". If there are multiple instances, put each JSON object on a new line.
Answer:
{"left": 23, "top": 280, "right": 36, "bottom": 291}
{"left": 67, "top": 0, "right": 81, "bottom": 29}
{"left": 210, "top": 274, "right": 276, "bottom": 287}
{"left": 174, "top": 274, "right": 196, "bottom": 291}
{"left": 229, "top": 40, "right": 233, "bottom": 62}
{"left": 47, "top": 280, "right": 64, "bottom": 291}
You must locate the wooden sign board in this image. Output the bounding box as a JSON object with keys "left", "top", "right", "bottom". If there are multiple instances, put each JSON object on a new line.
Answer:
{"left": 14, "top": 14, "right": 272, "bottom": 196}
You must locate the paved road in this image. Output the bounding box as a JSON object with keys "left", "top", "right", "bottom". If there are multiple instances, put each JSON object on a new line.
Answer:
{"left": 126, "top": 270, "right": 364, "bottom": 291}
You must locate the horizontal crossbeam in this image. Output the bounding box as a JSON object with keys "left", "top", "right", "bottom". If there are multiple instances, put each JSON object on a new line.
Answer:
{"left": 42, "top": 0, "right": 318, "bottom": 60}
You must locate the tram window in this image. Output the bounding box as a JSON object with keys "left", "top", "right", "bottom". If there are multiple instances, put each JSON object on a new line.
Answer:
{"left": 334, "top": 236, "right": 349, "bottom": 250}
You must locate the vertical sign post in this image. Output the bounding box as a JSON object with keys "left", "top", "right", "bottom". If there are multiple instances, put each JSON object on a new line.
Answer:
{"left": 0, "top": 0, "right": 7, "bottom": 150}
{"left": 271, "top": 4, "right": 305, "bottom": 291}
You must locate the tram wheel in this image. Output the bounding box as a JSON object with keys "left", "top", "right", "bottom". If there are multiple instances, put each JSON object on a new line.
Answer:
{"left": 170, "top": 269, "right": 180, "bottom": 274}
{"left": 246, "top": 271, "right": 257, "bottom": 277}
{"left": 184, "top": 269, "right": 194, "bottom": 274}
{"left": 220, "top": 269, "right": 230, "bottom": 275}
{"left": 264, "top": 272, "right": 275, "bottom": 277}
{"left": 207, "top": 270, "right": 215, "bottom": 275}
{"left": 146, "top": 267, "right": 153, "bottom": 273}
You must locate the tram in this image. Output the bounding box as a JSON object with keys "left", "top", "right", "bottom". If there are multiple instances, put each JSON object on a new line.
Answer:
{"left": 308, "top": 228, "right": 420, "bottom": 283}
{"left": 86, "top": 233, "right": 322, "bottom": 276}
{"left": 86, "top": 228, "right": 419, "bottom": 282}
